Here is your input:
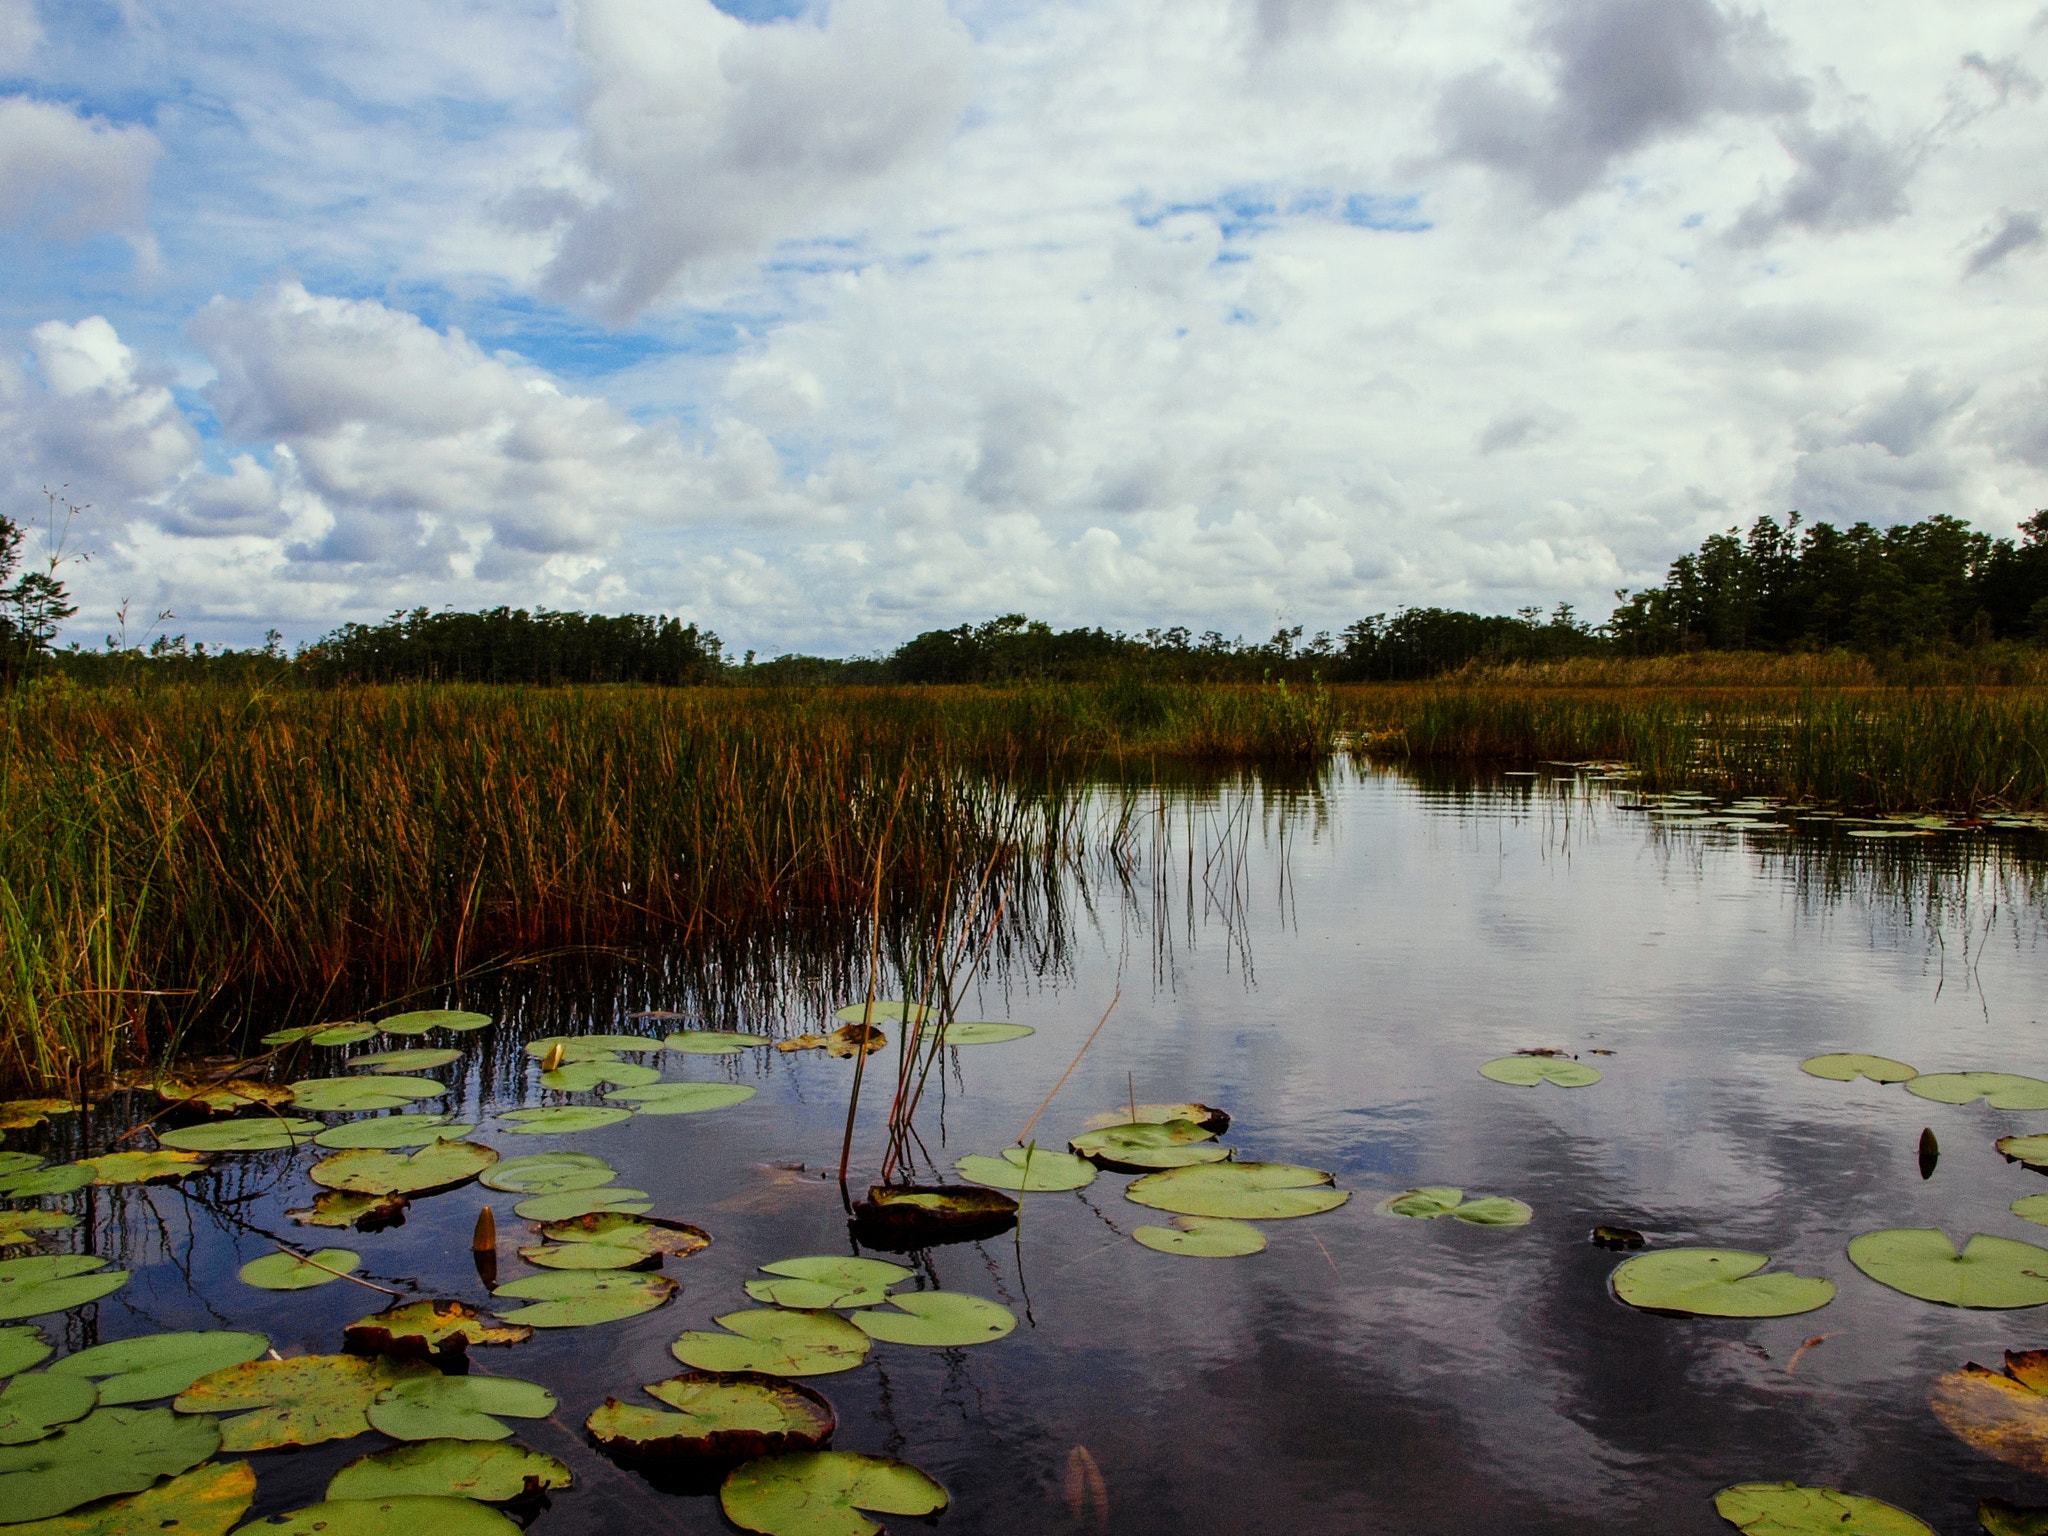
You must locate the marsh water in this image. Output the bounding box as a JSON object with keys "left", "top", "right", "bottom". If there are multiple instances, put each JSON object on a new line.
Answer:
{"left": 37, "top": 762, "right": 2048, "bottom": 1534}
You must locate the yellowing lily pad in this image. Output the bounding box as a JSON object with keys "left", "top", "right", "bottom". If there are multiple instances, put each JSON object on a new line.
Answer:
{"left": 311, "top": 1141, "right": 498, "bottom": 1197}
{"left": 367, "top": 1374, "right": 555, "bottom": 1442}
{"left": 0, "top": 1258, "right": 129, "bottom": 1321}
{"left": 954, "top": 1148, "right": 1096, "bottom": 1192}
{"left": 721, "top": 1451, "right": 946, "bottom": 1536}
{"left": 500, "top": 1107, "right": 632, "bottom": 1135}
{"left": 671, "top": 1310, "right": 871, "bottom": 1377}
{"left": 1479, "top": 1056, "right": 1601, "bottom": 1087}
{"left": 589, "top": 1372, "right": 834, "bottom": 1463}
{"left": 490, "top": 1272, "right": 676, "bottom": 1328}
{"left": 1132, "top": 1216, "right": 1268, "bottom": 1257}
{"left": 1068, "top": 1120, "right": 1227, "bottom": 1172}
{"left": 1848, "top": 1230, "right": 2048, "bottom": 1308}
{"left": 1713, "top": 1483, "right": 1931, "bottom": 1536}
{"left": 1905, "top": 1073, "right": 2048, "bottom": 1110}
{"left": 603, "top": 1083, "right": 756, "bottom": 1116}
{"left": 288, "top": 1077, "right": 446, "bottom": 1113}
{"left": 0, "top": 1408, "right": 221, "bottom": 1523}
{"left": 377, "top": 1011, "right": 491, "bottom": 1036}
{"left": 328, "top": 1440, "right": 572, "bottom": 1503}
{"left": 0, "top": 1104, "right": 74, "bottom": 1133}
{"left": 344, "top": 1300, "right": 534, "bottom": 1362}
{"left": 1612, "top": 1249, "right": 1836, "bottom": 1317}
{"left": 158, "top": 1118, "right": 321, "bottom": 1153}
{"left": 1374, "top": 1187, "right": 1533, "bottom": 1226}
{"left": 48, "top": 1331, "right": 267, "bottom": 1404}
{"left": 239, "top": 1249, "right": 360, "bottom": 1291}
{"left": 174, "top": 1353, "right": 436, "bottom": 1452}
{"left": 1930, "top": 1350, "right": 2048, "bottom": 1479}
{"left": 851, "top": 1292, "right": 1016, "bottom": 1347}
{"left": 156, "top": 1079, "right": 296, "bottom": 1113}
{"left": 1801, "top": 1054, "right": 1918, "bottom": 1084}
{"left": 4, "top": 1456, "right": 254, "bottom": 1536}
{"left": 1126, "top": 1162, "right": 1350, "bottom": 1220}
{"left": 288, "top": 1192, "right": 408, "bottom": 1231}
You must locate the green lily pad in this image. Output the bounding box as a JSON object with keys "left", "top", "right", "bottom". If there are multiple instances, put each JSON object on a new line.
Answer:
{"left": 349, "top": 1049, "right": 462, "bottom": 1073}
{"left": 516, "top": 1242, "right": 649, "bottom": 1271}
{"left": 932, "top": 1022, "right": 1033, "bottom": 1046}
{"left": 1905, "top": 1073, "right": 2048, "bottom": 1110}
{"left": 238, "top": 1496, "right": 522, "bottom": 1535}
{"left": 1801, "top": 1053, "right": 1919, "bottom": 1084}
{"left": 0, "top": 1167, "right": 92, "bottom": 1198}
{"left": 0, "top": 1154, "right": 42, "bottom": 1178}
{"left": 312, "top": 1024, "right": 380, "bottom": 1046}
{"left": 603, "top": 1083, "right": 756, "bottom": 1116}
{"left": 478, "top": 1152, "right": 614, "bottom": 1194}
{"left": 1713, "top": 1482, "right": 1932, "bottom": 1535}
{"left": 0, "top": 1408, "right": 221, "bottom": 1523}
{"left": 524, "top": 1036, "right": 656, "bottom": 1061}
{"left": 500, "top": 1107, "right": 632, "bottom": 1135}
{"left": 158, "top": 1117, "right": 322, "bottom": 1153}
{"left": 534, "top": 1213, "right": 711, "bottom": 1258}
{"left": 832, "top": 1001, "right": 929, "bottom": 1024}
{"left": 0, "top": 1374, "right": 98, "bottom": 1443}
{"left": 851, "top": 1292, "right": 1016, "bottom": 1347}
{"left": 379, "top": 1011, "right": 491, "bottom": 1036}
{"left": 0, "top": 1328, "right": 51, "bottom": 1376}
{"left": 746, "top": 1257, "right": 910, "bottom": 1309}
{"left": 367, "top": 1374, "right": 556, "bottom": 1442}
{"left": 721, "top": 1451, "right": 947, "bottom": 1536}
{"left": 955, "top": 1147, "right": 1096, "bottom": 1192}
{"left": 1132, "top": 1216, "right": 1267, "bottom": 1257}
{"left": 2001, "top": 1136, "right": 2048, "bottom": 1171}
{"left": 344, "top": 1300, "right": 534, "bottom": 1362}
{"left": 1374, "top": 1187, "right": 1534, "bottom": 1226}
{"left": 240, "top": 1249, "right": 361, "bottom": 1290}
{"left": 288, "top": 1191, "right": 409, "bottom": 1230}
{"left": 2, "top": 1456, "right": 254, "bottom": 1536}
{"left": 589, "top": 1372, "right": 835, "bottom": 1462}
{"left": 1125, "top": 1162, "right": 1350, "bottom": 1220}
{"left": 328, "top": 1439, "right": 573, "bottom": 1503}
{"left": 2015, "top": 1194, "right": 2048, "bottom": 1227}
{"left": 314, "top": 1115, "right": 475, "bottom": 1150}
{"left": 311, "top": 1141, "right": 499, "bottom": 1197}
{"left": 0, "top": 1259, "right": 129, "bottom": 1321}
{"left": 288, "top": 1077, "right": 447, "bottom": 1113}
{"left": 1479, "top": 1056, "right": 1602, "bottom": 1087}
{"left": 48, "top": 1332, "right": 267, "bottom": 1404}
{"left": 1612, "top": 1249, "right": 1836, "bottom": 1317}
{"left": 539, "top": 1061, "right": 663, "bottom": 1092}
{"left": 78, "top": 1152, "right": 212, "bottom": 1186}
{"left": 671, "top": 1310, "right": 872, "bottom": 1377}
{"left": 1848, "top": 1230, "right": 2048, "bottom": 1307}
{"left": 174, "top": 1353, "right": 437, "bottom": 1451}
{"left": 490, "top": 1272, "right": 676, "bottom": 1328}
{"left": 512, "top": 1189, "right": 650, "bottom": 1221}
{"left": 662, "top": 1031, "right": 770, "bottom": 1054}
{"left": 1067, "top": 1120, "right": 1227, "bottom": 1172}
{"left": 262, "top": 1024, "right": 330, "bottom": 1045}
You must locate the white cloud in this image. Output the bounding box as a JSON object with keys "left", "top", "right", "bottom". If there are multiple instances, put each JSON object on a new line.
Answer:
{"left": 0, "top": 0, "right": 40, "bottom": 71}
{"left": 0, "top": 96, "right": 160, "bottom": 263}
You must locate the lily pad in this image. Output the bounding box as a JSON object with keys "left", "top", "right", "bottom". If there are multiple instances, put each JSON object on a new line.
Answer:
{"left": 240, "top": 1249, "right": 361, "bottom": 1291}
{"left": 48, "top": 1332, "right": 267, "bottom": 1404}
{"left": 500, "top": 1106, "right": 632, "bottom": 1135}
{"left": 1479, "top": 1056, "right": 1602, "bottom": 1087}
{"left": 262, "top": 1024, "right": 331, "bottom": 1045}
{"left": 0, "top": 1104, "right": 74, "bottom": 1134}
{"left": 1082, "top": 1102, "right": 1232, "bottom": 1133}
{"left": 158, "top": 1117, "right": 321, "bottom": 1153}
{"left": 539, "top": 1061, "right": 662, "bottom": 1092}
{"left": 851, "top": 1292, "right": 1016, "bottom": 1348}
{"left": 512, "top": 1188, "right": 650, "bottom": 1221}
{"left": 0, "top": 1166, "right": 92, "bottom": 1198}
{"left": 174, "top": 1353, "right": 437, "bottom": 1451}
{"left": 0, "top": 1259, "right": 129, "bottom": 1321}
{"left": 328, "top": 1440, "right": 572, "bottom": 1503}
{"left": 0, "top": 1328, "right": 51, "bottom": 1376}
{"left": 1374, "top": 1187, "right": 1534, "bottom": 1226}
{"left": 288, "top": 1077, "right": 447, "bottom": 1113}
{"left": 349, "top": 1049, "right": 462, "bottom": 1073}
{"left": 721, "top": 1451, "right": 946, "bottom": 1536}
{"left": 314, "top": 1115, "right": 475, "bottom": 1150}
{"left": 671, "top": 1310, "right": 872, "bottom": 1377}
{"left": 1612, "top": 1249, "right": 1836, "bottom": 1317}
{"left": 490, "top": 1272, "right": 676, "bottom": 1328}
{"left": 289, "top": 1191, "right": 409, "bottom": 1231}
{"left": 1800, "top": 1053, "right": 1919, "bottom": 1084}
{"left": 237, "top": 1496, "right": 522, "bottom": 1535}
{"left": 156, "top": 1079, "right": 296, "bottom": 1113}
{"left": 479, "top": 1152, "right": 614, "bottom": 1194}
{"left": 1712, "top": 1482, "right": 1932, "bottom": 1536}
{"left": 311, "top": 1141, "right": 499, "bottom": 1197}
{"left": 313, "top": 1024, "right": 380, "bottom": 1046}
{"left": 524, "top": 1036, "right": 657, "bottom": 1061}
{"left": 849, "top": 1185, "right": 1018, "bottom": 1246}
{"left": 534, "top": 1213, "right": 711, "bottom": 1259}
{"left": 2000, "top": 1136, "right": 2048, "bottom": 1172}
{"left": 603, "top": 1083, "right": 756, "bottom": 1116}
{"left": 1981, "top": 1498, "right": 2048, "bottom": 1536}
{"left": 662, "top": 1031, "right": 771, "bottom": 1054}
{"left": 932, "top": 1022, "right": 1034, "bottom": 1046}
{"left": 1067, "top": 1120, "right": 1227, "bottom": 1172}
{"left": 955, "top": 1148, "right": 1097, "bottom": 1192}
{"left": 4, "top": 1457, "right": 254, "bottom": 1536}
{"left": 0, "top": 1154, "right": 41, "bottom": 1178}
{"left": 367, "top": 1374, "right": 556, "bottom": 1442}
{"left": 0, "top": 1374, "right": 98, "bottom": 1443}
{"left": 0, "top": 1408, "right": 221, "bottom": 1523}
{"left": 344, "top": 1300, "right": 534, "bottom": 1362}
{"left": 590, "top": 1372, "right": 835, "bottom": 1463}
{"left": 1905, "top": 1073, "right": 2048, "bottom": 1110}
{"left": 1132, "top": 1216, "right": 1267, "bottom": 1257}
{"left": 378, "top": 1011, "right": 492, "bottom": 1036}
{"left": 1848, "top": 1229, "right": 2048, "bottom": 1307}
{"left": 746, "top": 1257, "right": 909, "bottom": 1309}
{"left": 2015, "top": 1194, "right": 2048, "bottom": 1227}
{"left": 832, "top": 1001, "right": 929, "bottom": 1024}
{"left": 1126, "top": 1162, "right": 1350, "bottom": 1221}
{"left": 515, "top": 1241, "right": 652, "bottom": 1271}
{"left": 1929, "top": 1350, "right": 2048, "bottom": 1478}
{"left": 85, "top": 1152, "right": 209, "bottom": 1190}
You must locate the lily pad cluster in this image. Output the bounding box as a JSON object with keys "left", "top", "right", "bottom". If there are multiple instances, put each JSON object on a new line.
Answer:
{"left": 1374, "top": 1187, "right": 1533, "bottom": 1226}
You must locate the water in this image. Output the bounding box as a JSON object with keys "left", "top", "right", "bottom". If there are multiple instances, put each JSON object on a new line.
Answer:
{"left": 35, "top": 763, "right": 2048, "bottom": 1533}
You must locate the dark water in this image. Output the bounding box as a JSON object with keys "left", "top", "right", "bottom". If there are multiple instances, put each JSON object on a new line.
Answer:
{"left": 37, "top": 763, "right": 2048, "bottom": 1534}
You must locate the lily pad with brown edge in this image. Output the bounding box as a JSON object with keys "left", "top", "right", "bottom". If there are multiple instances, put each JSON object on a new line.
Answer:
{"left": 491, "top": 1272, "right": 677, "bottom": 1329}
{"left": 0, "top": 1103, "right": 76, "bottom": 1133}
{"left": 0, "top": 1328, "right": 51, "bottom": 1377}
{"left": 745, "top": 1257, "right": 910, "bottom": 1310}
{"left": 344, "top": 1300, "right": 533, "bottom": 1363}
{"left": 312, "top": 1141, "right": 499, "bottom": 1198}
{"left": 1905, "top": 1073, "right": 2048, "bottom": 1110}
{"left": 1999, "top": 1136, "right": 2048, "bottom": 1172}
{"left": 240, "top": 1249, "right": 361, "bottom": 1290}
{"left": 851, "top": 1292, "right": 1016, "bottom": 1348}
{"left": 1373, "top": 1187, "right": 1534, "bottom": 1226}
{"left": 1982, "top": 1498, "right": 2048, "bottom": 1536}
{"left": 479, "top": 1151, "right": 615, "bottom": 1194}
{"left": 314, "top": 1115, "right": 476, "bottom": 1151}
{"left": 661, "top": 1031, "right": 770, "bottom": 1054}
{"left": 1847, "top": 1230, "right": 2048, "bottom": 1308}
{"left": 0, "top": 1166, "right": 92, "bottom": 1198}
{"left": 174, "top": 1353, "right": 437, "bottom": 1452}
{"left": 523, "top": 1036, "right": 658, "bottom": 1061}
{"left": 589, "top": 1372, "right": 835, "bottom": 1465}
{"left": 671, "top": 1311, "right": 872, "bottom": 1377}
{"left": 534, "top": 1213, "right": 711, "bottom": 1259}
{"left": 2, "top": 1456, "right": 255, "bottom": 1536}
{"left": 0, "top": 1373, "right": 98, "bottom": 1443}
{"left": 158, "top": 1117, "right": 322, "bottom": 1153}
{"left": 931, "top": 1022, "right": 1033, "bottom": 1046}
{"left": 1479, "top": 1056, "right": 1602, "bottom": 1088}
{"left": 602, "top": 1083, "right": 756, "bottom": 1116}
{"left": 0, "top": 1407, "right": 222, "bottom": 1524}
{"left": 0, "top": 1258, "right": 129, "bottom": 1321}
{"left": 720, "top": 1451, "right": 947, "bottom": 1536}
{"left": 1067, "top": 1120, "right": 1227, "bottom": 1172}
{"left": 288, "top": 1077, "right": 447, "bottom": 1113}
{"left": 825, "top": 1025, "right": 886, "bottom": 1059}
{"left": 367, "top": 1374, "right": 556, "bottom": 1442}
{"left": 1712, "top": 1482, "right": 1932, "bottom": 1536}
{"left": 513, "top": 1188, "right": 650, "bottom": 1221}
{"left": 1928, "top": 1350, "right": 2048, "bottom": 1477}
{"left": 235, "top": 1495, "right": 523, "bottom": 1536}
{"left": 539, "top": 1061, "right": 663, "bottom": 1092}
{"left": 48, "top": 1331, "right": 267, "bottom": 1404}
{"left": 289, "top": 1191, "right": 409, "bottom": 1232}
{"left": 348, "top": 1049, "right": 462, "bottom": 1074}
{"left": 1132, "top": 1216, "right": 1267, "bottom": 1257}
{"left": 378, "top": 1011, "right": 492, "bottom": 1036}
{"left": 155, "top": 1079, "right": 296, "bottom": 1113}
{"left": 500, "top": 1106, "right": 632, "bottom": 1135}
{"left": 328, "top": 1439, "right": 572, "bottom": 1504}
{"left": 1611, "top": 1249, "right": 1836, "bottom": 1318}
{"left": 1126, "top": 1162, "right": 1351, "bottom": 1221}
{"left": 1082, "top": 1102, "right": 1232, "bottom": 1134}
{"left": 848, "top": 1185, "right": 1017, "bottom": 1248}
{"left": 1800, "top": 1053, "right": 1919, "bottom": 1084}
{"left": 954, "top": 1147, "right": 1096, "bottom": 1192}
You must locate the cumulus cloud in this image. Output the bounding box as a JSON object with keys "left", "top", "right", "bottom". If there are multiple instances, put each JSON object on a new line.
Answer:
{"left": 1729, "top": 121, "right": 1918, "bottom": 244}
{"left": 0, "top": 96, "right": 161, "bottom": 262}
{"left": 1965, "top": 210, "right": 2044, "bottom": 275}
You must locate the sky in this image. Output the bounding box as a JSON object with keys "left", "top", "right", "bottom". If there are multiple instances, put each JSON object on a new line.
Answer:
{"left": 0, "top": 0, "right": 2043, "bottom": 656}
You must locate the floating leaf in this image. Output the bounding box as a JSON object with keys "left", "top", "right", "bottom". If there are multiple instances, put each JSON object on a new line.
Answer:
{"left": 603, "top": 1083, "right": 755, "bottom": 1116}
{"left": 1081, "top": 1102, "right": 1232, "bottom": 1133}
{"left": 832, "top": 1001, "right": 929, "bottom": 1025}
{"left": 851, "top": 1292, "right": 1016, "bottom": 1347}
{"left": 1800, "top": 1054, "right": 1918, "bottom": 1084}
{"left": 349, "top": 1049, "right": 462, "bottom": 1073}
{"left": 312, "top": 1141, "right": 499, "bottom": 1197}
{"left": 776, "top": 1036, "right": 831, "bottom": 1053}
{"left": 1374, "top": 1187, "right": 1534, "bottom": 1226}
{"left": 1929, "top": 1351, "right": 2048, "bottom": 1478}
{"left": 240, "top": 1249, "right": 360, "bottom": 1290}
{"left": 1612, "top": 1249, "right": 1835, "bottom": 1317}
{"left": 2000, "top": 1136, "right": 2048, "bottom": 1172}
{"left": 534, "top": 1213, "right": 710, "bottom": 1259}
{"left": 1981, "top": 1498, "right": 2048, "bottom": 1536}
{"left": 590, "top": 1373, "right": 836, "bottom": 1463}
{"left": 478, "top": 1151, "right": 613, "bottom": 1194}
{"left": 662, "top": 1031, "right": 770, "bottom": 1054}
{"left": 288, "top": 1077, "right": 446, "bottom": 1113}
{"left": 261, "top": 1024, "right": 330, "bottom": 1045}
{"left": 955, "top": 1147, "right": 1096, "bottom": 1192}
{"left": 158, "top": 1118, "right": 321, "bottom": 1153}
{"left": 721, "top": 1451, "right": 946, "bottom": 1536}
{"left": 512, "top": 1189, "right": 650, "bottom": 1221}
{"left": 344, "top": 1300, "right": 533, "bottom": 1362}
{"left": 1132, "top": 1216, "right": 1266, "bottom": 1257}
{"left": 1712, "top": 1482, "right": 1932, "bottom": 1536}
{"left": 314, "top": 1115, "right": 475, "bottom": 1150}
{"left": 2015, "top": 1194, "right": 2048, "bottom": 1228}
{"left": 516, "top": 1242, "right": 649, "bottom": 1271}
{"left": 1126, "top": 1162, "right": 1350, "bottom": 1220}
{"left": 0, "top": 1328, "right": 50, "bottom": 1376}
{"left": 1904, "top": 1073, "right": 2048, "bottom": 1110}
{"left": 1848, "top": 1230, "right": 2048, "bottom": 1308}
{"left": 175, "top": 1353, "right": 436, "bottom": 1451}
{"left": 523, "top": 1036, "right": 656, "bottom": 1061}
{"left": 48, "top": 1332, "right": 267, "bottom": 1404}
{"left": 539, "top": 1061, "right": 662, "bottom": 1092}
{"left": 238, "top": 1496, "right": 522, "bottom": 1536}
{"left": 491, "top": 1272, "right": 676, "bottom": 1328}
{"left": 379, "top": 1011, "right": 491, "bottom": 1036}
{"left": 311, "top": 1024, "right": 380, "bottom": 1046}
{"left": 0, "top": 1154, "right": 41, "bottom": 1178}
{"left": 849, "top": 1185, "right": 1017, "bottom": 1245}
{"left": 671, "top": 1311, "right": 871, "bottom": 1377}
{"left": 746, "top": 1257, "right": 909, "bottom": 1309}
{"left": 0, "top": 1374, "right": 98, "bottom": 1444}
{"left": 80, "top": 1151, "right": 211, "bottom": 1186}
{"left": 1067, "top": 1120, "right": 1226, "bottom": 1172}
{"left": 500, "top": 1107, "right": 632, "bottom": 1135}
{"left": 0, "top": 1104, "right": 75, "bottom": 1133}
{"left": 367, "top": 1374, "right": 555, "bottom": 1442}
{"left": 0, "top": 1259, "right": 129, "bottom": 1321}
{"left": 3, "top": 1457, "right": 254, "bottom": 1536}
{"left": 932, "top": 1022, "right": 1033, "bottom": 1046}
{"left": 1479, "top": 1056, "right": 1601, "bottom": 1088}
{"left": 289, "top": 1191, "right": 408, "bottom": 1231}
{"left": 328, "top": 1440, "right": 572, "bottom": 1503}
{"left": 156, "top": 1079, "right": 296, "bottom": 1113}
{"left": 826, "top": 1026, "right": 886, "bottom": 1059}
{"left": 0, "top": 1167, "right": 92, "bottom": 1198}
{"left": 0, "top": 1408, "right": 221, "bottom": 1523}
